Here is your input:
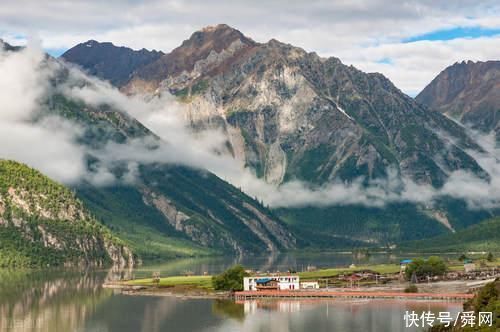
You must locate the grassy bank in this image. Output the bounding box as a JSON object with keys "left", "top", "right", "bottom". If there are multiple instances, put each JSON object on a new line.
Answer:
{"left": 126, "top": 275, "right": 213, "bottom": 290}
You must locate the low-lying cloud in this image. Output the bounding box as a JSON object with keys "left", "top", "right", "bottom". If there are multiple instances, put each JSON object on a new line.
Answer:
{"left": 0, "top": 43, "right": 89, "bottom": 183}
{"left": 2, "top": 43, "right": 500, "bottom": 212}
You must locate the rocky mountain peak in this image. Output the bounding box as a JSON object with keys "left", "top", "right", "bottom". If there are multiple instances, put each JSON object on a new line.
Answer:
{"left": 123, "top": 24, "right": 258, "bottom": 92}
{"left": 416, "top": 60, "right": 500, "bottom": 136}
{"left": 0, "top": 39, "right": 22, "bottom": 52}
{"left": 172, "top": 23, "right": 256, "bottom": 65}
{"left": 193, "top": 23, "right": 255, "bottom": 47}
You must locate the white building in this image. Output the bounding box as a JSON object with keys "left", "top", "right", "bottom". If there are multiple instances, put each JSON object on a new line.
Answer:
{"left": 300, "top": 281, "right": 319, "bottom": 289}
{"left": 464, "top": 262, "right": 476, "bottom": 273}
{"left": 243, "top": 275, "right": 300, "bottom": 291}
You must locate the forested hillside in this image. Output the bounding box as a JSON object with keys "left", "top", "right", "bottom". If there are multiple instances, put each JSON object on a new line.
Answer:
{"left": 0, "top": 160, "right": 134, "bottom": 268}
{"left": 401, "top": 217, "right": 500, "bottom": 252}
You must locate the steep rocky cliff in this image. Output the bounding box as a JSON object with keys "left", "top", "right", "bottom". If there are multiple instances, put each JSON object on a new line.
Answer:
{"left": 0, "top": 159, "right": 134, "bottom": 268}
{"left": 416, "top": 60, "right": 500, "bottom": 139}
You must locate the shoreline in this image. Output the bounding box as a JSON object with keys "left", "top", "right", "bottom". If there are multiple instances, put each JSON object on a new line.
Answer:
{"left": 103, "top": 281, "right": 231, "bottom": 299}
{"left": 233, "top": 290, "right": 473, "bottom": 301}
{"left": 104, "top": 282, "right": 472, "bottom": 301}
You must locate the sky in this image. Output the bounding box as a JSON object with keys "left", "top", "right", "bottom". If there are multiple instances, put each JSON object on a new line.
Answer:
{"left": 1, "top": 0, "right": 499, "bottom": 96}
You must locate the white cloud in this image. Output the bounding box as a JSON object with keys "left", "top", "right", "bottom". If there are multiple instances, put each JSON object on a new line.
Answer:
{"left": 340, "top": 36, "right": 500, "bottom": 96}
{"left": 0, "top": 44, "right": 89, "bottom": 183}
{"left": 1, "top": 1, "right": 500, "bottom": 94}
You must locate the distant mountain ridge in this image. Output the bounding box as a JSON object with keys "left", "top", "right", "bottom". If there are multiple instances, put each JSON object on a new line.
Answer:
{"left": 0, "top": 39, "right": 22, "bottom": 52}
{"left": 416, "top": 60, "right": 500, "bottom": 139}
{"left": 61, "top": 40, "right": 164, "bottom": 86}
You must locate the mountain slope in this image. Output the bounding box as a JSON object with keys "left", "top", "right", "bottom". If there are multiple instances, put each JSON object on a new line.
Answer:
{"left": 61, "top": 40, "right": 164, "bottom": 86}
{"left": 401, "top": 216, "right": 500, "bottom": 252}
{"left": 0, "top": 159, "right": 133, "bottom": 268}
{"left": 416, "top": 60, "right": 500, "bottom": 138}
{"left": 61, "top": 25, "right": 496, "bottom": 246}
{"left": 42, "top": 60, "right": 296, "bottom": 258}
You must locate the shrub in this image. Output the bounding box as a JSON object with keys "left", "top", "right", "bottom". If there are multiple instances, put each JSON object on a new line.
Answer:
{"left": 212, "top": 265, "right": 249, "bottom": 291}
{"left": 404, "top": 285, "right": 418, "bottom": 293}
{"left": 405, "top": 256, "right": 447, "bottom": 281}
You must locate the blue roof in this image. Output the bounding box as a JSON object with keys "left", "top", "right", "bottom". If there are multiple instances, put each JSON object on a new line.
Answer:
{"left": 256, "top": 278, "right": 273, "bottom": 284}
{"left": 400, "top": 259, "right": 413, "bottom": 264}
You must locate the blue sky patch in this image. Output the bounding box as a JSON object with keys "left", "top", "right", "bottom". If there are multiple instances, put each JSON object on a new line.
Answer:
{"left": 404, "top": 26, "right": 500, "bottom": 43}
{"left": 46, "top": 48, "right": 67, "bottom": 57}
{"left": 376, "top": 57, "right": 393, "bottom": 65}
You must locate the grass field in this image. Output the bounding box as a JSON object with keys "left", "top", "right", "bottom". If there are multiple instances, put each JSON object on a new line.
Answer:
{"left": 127, "top": 275, "right": 213, "bottom": 290}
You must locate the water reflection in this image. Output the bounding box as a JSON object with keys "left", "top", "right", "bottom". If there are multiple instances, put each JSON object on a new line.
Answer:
{"left": 212, "top": 300, "right": 245, "bottom": 322}
{"left": 212, "top": 300, "right": 462, "bottom": 332}
{"left": 0, "top": 269, "right": 111, "bottom": 332}
{"left": 131, "top": 252, "right": 408, "bottom": 279}
{"left": 0, "top": 253, "right": 463, "bottom": 332}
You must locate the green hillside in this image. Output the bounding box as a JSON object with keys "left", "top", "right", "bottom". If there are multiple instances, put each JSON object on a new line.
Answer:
{"left": 277, "top": 203, "right": 448, "bottom": 248}
{"left": 401, "top": 217, "right": 500, "bottom": 252}
{"left": 0, "top": 160, "right": 133, "bottom": 268}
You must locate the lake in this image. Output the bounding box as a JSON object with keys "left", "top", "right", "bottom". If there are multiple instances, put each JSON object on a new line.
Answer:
{"left": 0, "top": 253, "right": 462, "bottom": 332}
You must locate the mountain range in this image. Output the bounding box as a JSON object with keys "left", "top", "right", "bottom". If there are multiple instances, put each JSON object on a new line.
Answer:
{"left": 0, "top": 24, "right": 499, "bottom": 266}
{"left": 61, "top": 24, "right": 497, "bottom": 245}
{"left": 64, "top": 24, "right": 486, "bottom": 188}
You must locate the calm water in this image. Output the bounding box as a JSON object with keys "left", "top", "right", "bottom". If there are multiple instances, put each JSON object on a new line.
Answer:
{"left": 0, "top": 253, "right": 462, "bottom": 332}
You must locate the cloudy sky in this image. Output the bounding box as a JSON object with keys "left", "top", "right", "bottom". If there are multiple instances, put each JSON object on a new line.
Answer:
{"left": 1, "top": 0, "right": 499, "bottom": 95}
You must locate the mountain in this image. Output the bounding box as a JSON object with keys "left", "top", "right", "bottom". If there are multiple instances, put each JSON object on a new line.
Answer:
{"left": 0, "top": 159, "right": 133, "bottom": 268}
{"left": 402, "top": 216, "right": 500, "bottom": 252}
{"left": 61, "top": 24, "right": 495, "bottom": 246}
{"left": 0, "top": 39, "right": 22, "bottom": 52}
{"left": 123, "top": 24, "right": 257, "bottom": 94}
{"left": 116, "top": 25, "right": 485, "bottom": 188}
{"left": 416, "top": 60, "right": 500, "bottom": 139}
{"left": 42, "top": 58, "right": 296, "bottom": 258}
{"left": 61, "top": 40, "right": 164, "bottom": 86}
